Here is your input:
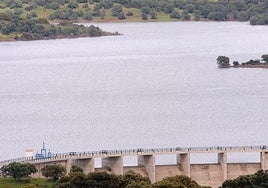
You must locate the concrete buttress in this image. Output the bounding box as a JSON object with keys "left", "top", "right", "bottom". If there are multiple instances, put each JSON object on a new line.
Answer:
{"left": 102, "top": 156, "right": 123, "bottom": 175}
{"left": 177, "top": 153, "right": 190, "bottom": 177}
{"left": 218, "top": 152, "right": 227, "bottom": 181}
{"left": 261, "top": 151, "right": 268, "bottom": 170}
{"left": 138, "top": 154, "right": 156, "bottom": 183}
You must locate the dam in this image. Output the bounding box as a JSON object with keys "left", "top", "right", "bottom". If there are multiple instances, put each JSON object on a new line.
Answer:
{"left": 1, "top": 145, "right": 268, "bottom": 187}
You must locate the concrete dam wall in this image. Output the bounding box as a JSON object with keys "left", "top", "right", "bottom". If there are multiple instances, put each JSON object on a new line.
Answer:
{"left": 1, "top": 146, "right": 268, "bottom": 188}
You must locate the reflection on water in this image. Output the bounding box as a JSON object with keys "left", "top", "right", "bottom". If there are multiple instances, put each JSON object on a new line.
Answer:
{"left": 0, "top": 22, "right": 268, "bottom": 161}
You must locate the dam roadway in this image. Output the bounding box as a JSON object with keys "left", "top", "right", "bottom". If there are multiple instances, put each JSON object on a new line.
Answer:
{"left": 1, "top": 145, "right": 268, "bottom": 188}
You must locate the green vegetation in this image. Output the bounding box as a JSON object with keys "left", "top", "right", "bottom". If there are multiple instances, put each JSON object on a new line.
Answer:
{"left": 0, "top": 13, "right": 118, "bottom": 41}
{"left": 1, "top": 0, "right": 268, "bottom": 25}
{"left": 217, "top": 54, "right": 268, "bottom": 68}
{"left": 217, "top": 56, "right": 230, "bottom": 68}
{"left": 0, "top": 162, "right": 37, "bottom": 181}
{"left": 56, "top": 169, "right": 209, "bottom": 188}
{"left": 261, "top": 54, "right": 268, "bottom": 63}
{"left": 152, "top": 175, "right": 210, "bottom": 188}
{"left": 41, "top": 165, "right": 66, "bottom": 182}
{"left": 2, "top": 170, "right": 268, "bottom": 188}
{"left": 0, "top": 162, "right": 211, "bottom": 188}
{"left": 1, "top": 0, "right": 268, "bottom": 41}
{"left": 52, "top": 165, "right": 152, "bottom": 187}
{"left": 3, "top": 162, "right": 268, "bottom": 188}
{"left": 0, "top": 178, "right": 54, "bottom": 188}
{"left": 0, "top": 162, "right": 53, "bottom": 188}
{"left": 222, "top": 170, "right": 268, "bottom": 188}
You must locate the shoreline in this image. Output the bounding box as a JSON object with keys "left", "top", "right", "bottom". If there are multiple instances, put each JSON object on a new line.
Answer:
{"left": 233, "top": 64, "right": 268, "bottom": 68}
{"left": 0, "top": 32, "right": 120, "bottom": 42}
{"left": 0, "top": 20, "right": 250, "bottom": 42}
{"left": 0, "top": 33, "right": 119, "bottom": 42}
{"left": 57, "top": 19, "right": 248, "bottom": 24}
{"left": 0, "top": 38, "right": 15, "bottom": 42}
{"left": 0, "top": 24, "right": 120, "bottom": 42}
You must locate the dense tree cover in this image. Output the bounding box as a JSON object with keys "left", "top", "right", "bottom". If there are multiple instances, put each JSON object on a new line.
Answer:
{"left": 0, "top": 11, "right": 118, "bottom": 41}
{"left": 152, "top": 175, "right": 210, "bottom": 188}
{"left": 55, "top": 166, "right": 208, "bottom": 188}
{"left": 0, "top": 162, "right": 37, "bottom": 181}
{"left": 222, "top": 170, "right": 268, "bottom": 188}
{"left": 41, "top": 164, "right": 66, "bottom": 182}
{"left": 0, "top": 0, "right": 268, "bottom": 24}
{"left": 69, "top": 164, "right": 84, "bottom": 174}
{"left": 119, "top": 170, "right": 151, "bottom": 187}
{"left": 56, "top": 170, "right": 151, "bottom": 188}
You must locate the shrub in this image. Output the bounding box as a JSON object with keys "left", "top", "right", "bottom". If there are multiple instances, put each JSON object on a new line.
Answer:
{"left": 217, "top": 56, "right": 230, "bottom": 68}
{"left": 141, "top": 13, "right": 148, "bottom": 20}
{"left": 261, "top": 54, "right": 268, "bottom": 63}
{"left": 126, "top": 11, "right": 133, "bottom": 16}
{"left": 41, "top": 165, "right": 66, "bottom": 182}
{"left": 118, "top": 12, "right": 126, "bottom": 20}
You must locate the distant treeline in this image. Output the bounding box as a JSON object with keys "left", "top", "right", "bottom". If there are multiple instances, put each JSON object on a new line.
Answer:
{"left": 0, "top": 0, "right": 268, "bottom": 25}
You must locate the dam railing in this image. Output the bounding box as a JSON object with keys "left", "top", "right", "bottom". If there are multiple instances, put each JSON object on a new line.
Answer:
{"left": 0, "top": 145, "right": 267, "bottom": 166}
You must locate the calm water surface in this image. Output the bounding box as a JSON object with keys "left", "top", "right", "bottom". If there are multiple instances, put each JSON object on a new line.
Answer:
{"left": 1, "top": 22, "right": 268, "bottom": 163}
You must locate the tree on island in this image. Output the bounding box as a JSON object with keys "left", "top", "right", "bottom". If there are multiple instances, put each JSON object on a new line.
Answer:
{"left": 261, "top": 54, "right": 268, "bottom": 63}
{"left": 217, "top": 54, "right": 268, "bottom": 68}
{"left": 217, "top": 56, "right": 230, "bottom": 68}
{"left": 242, "top": 59, "right": 261, "bottom": 65}
{"left": 233, "top": 61, "right": 240, "bottom": 66}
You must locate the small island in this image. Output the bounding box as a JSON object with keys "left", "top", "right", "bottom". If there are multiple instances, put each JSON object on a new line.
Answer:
{"left": 217, "top": 54, "right": 268, "bottom": 68}
{"left": 0, "top": 15, "right": 119, "bottom": 42}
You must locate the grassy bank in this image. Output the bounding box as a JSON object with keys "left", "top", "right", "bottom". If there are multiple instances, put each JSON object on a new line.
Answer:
{"left": 0, "top": 178, "right": 54, "bottom": 188}
{"left": 0, "top": 1, "right": 203, "bottom": 24}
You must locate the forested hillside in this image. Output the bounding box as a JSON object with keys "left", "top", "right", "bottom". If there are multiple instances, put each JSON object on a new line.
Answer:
{"left": 0, "top": 0, "right": 120, "bottom": 41}
{"left": 0, "top": 0, "right": 267, "bottom": 41}
{"left": 0, "top": 0, "right": 268, "bottom": 25}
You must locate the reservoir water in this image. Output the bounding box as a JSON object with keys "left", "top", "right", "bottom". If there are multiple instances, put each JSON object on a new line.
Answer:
{"left": 1, "top": 22, "right": 268, "bottom": 164}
